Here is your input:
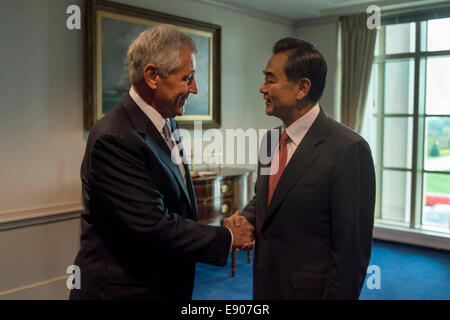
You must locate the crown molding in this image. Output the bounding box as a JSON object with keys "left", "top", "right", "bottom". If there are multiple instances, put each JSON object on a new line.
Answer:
{"left": 188, "top": 0, "right": 343, "bottom": 29}
{"left": 320, "top": 0, "right": 450, "bottom": 17}
{"left": 189, "top": 0, "right": 450, "bottom": 30}
{"left": 294, "top": 14, "right": 339, "bottom": 28}
{"left": 294, "top": 0, "right": 450, "bottom": 28}
{"left": 187, "top": 0, "right": 296, "bottom": 27}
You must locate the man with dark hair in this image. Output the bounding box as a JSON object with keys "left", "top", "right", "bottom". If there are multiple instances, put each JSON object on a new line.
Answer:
{"left": 227, "top": 37, "right": 375, "bottom": 299}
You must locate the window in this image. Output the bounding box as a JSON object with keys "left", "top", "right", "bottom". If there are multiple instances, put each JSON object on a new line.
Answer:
{"left": 361, "top": 17, "right": 450, "bottom": 234}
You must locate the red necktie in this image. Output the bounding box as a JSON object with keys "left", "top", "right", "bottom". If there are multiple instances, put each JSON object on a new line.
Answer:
{"left": 267, "top": 130, "right": 289, "bottom": 206}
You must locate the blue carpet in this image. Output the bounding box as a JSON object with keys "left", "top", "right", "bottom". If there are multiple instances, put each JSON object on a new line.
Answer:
{"left": 192, "top": 240, "right": 450, "bottom": 300}
{"left": 360, "top": 240, "right": 450, "bottom": 300}
{"left": 193, "top": 250, "right": 253, "bottom": 300}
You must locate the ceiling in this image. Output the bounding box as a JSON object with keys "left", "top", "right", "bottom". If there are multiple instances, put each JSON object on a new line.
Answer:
{"left": 191, "top": 0, "right": 450, "bottom": 24}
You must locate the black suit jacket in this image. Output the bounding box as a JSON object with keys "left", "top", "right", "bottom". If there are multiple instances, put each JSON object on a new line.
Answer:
{"left": 70, "top": 93, "right": 231, "bottom": 300}
{"left": 242, "top": 107, "right": 375, "bottom": 299}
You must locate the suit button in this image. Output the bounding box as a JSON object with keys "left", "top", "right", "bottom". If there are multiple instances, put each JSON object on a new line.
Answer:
{"left": 262, "top": 233, "right": 268, "bottom": 240}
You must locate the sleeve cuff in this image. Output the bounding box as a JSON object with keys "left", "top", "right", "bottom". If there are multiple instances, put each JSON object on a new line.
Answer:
{"left": 224, "top": 226, "right": 233, "bottom": 252}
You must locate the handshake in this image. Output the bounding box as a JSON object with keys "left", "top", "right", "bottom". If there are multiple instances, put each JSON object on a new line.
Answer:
{"left": 224, "top": 211, "right": 254, "bottom": 251}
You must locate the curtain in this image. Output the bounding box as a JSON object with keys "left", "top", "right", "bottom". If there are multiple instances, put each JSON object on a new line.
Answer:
{"left": 340, "top": 13, "right": 377, "bottom": 133}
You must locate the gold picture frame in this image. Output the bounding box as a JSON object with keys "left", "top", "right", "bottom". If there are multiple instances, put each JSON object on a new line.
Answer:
{"left": 85, "top": 0, "right": 221, "bottom": 130}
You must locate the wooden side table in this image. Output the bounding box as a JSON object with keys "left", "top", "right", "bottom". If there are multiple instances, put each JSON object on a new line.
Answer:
{"left": 192, "top": 167, "right": 253, "bottom": 276}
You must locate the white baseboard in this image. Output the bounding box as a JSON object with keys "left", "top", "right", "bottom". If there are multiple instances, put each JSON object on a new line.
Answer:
{"left": 0, "top": 275, "right": 69, "bottom": 300}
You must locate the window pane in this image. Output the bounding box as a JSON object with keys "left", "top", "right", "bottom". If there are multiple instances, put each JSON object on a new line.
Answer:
{"left": 383, "top": 117, "right": 413, "bottom": 168}
{"left": 385, "top": 23, "right": 415, "bottom": 54}
{"left": 366, "top": 64, "right": 378, "bottom": 116}
{"left": 423, "top": 173, "right": 450, "bottom": 232}
{"left": 361, "top": 65, "right": 378, "bottom": 158}
{"left": 424, "top": 117, "right": 450, "bottom": 172}
{"left": 427, "top": 18, "right": 450, "bottom": 52}
{"left": 425, "top": 56, "right": 450, "bottom": 115}
{"left": 361, "top": 115, "right": 377, "bottom": 160}
{"left": 374, "top": 28, "right": 380, "bottom": 55}
{"left": 381, "top": 170, "right": 411, "bottom": 224}
{"left": 384, "top": 60, "right": 414, "bottom": 114}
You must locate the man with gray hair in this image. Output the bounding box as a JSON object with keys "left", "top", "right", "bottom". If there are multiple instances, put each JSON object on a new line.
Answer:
{"left": 70, "top": 24, "right": 253, "bottom": 300}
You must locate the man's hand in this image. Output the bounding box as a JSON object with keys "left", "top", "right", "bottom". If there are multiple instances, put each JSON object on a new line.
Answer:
{"left": 224, "top": 211, "right": 254, "bottom": 251}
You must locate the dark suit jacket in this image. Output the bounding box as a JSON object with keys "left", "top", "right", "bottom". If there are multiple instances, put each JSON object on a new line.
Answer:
{"left": 242, "top": 107, "right": 375, "bottom": 300}
{"left": 70, "top": 93, "right": 231, "bottom": 300}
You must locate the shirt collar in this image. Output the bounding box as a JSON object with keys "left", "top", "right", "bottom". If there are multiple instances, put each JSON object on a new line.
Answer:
{"left": 129, "top": 87, "right": 166, "bottom": 133}
{"left": 283, "top": 103, "right": 320, "bottom": 146}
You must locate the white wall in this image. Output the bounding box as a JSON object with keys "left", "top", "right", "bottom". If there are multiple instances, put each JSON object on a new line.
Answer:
{"left": 0, "top": 0, "right": 293, "bottom": 299}
{"left": 294, "top": 22, "right": 340, "bottom": 119}
{"left": 0, "top": 219, "right": 80, "bottom": 300}
{"left": 0, "top": 0, "right": 86, "bottom": 215}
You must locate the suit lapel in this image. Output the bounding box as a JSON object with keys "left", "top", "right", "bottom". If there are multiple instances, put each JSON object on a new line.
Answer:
{"left": 183, "top": 161, "right": 198, "bottom": 219}
{"left": 263, "top": 108, "right": 330, "bottom": 228}
{"left": 122, "top": 93, "right": 194, "bottom": 213}
{"left": 170, "top": 118, "right": 198, "bottom": 219}
{"left": 144, "top": 126, "right": 193, "bottom": 211}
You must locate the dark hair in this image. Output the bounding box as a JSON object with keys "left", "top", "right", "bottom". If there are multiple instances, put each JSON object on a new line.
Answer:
{"left": 273, "top": 37, "right": 327, "bottom": 104}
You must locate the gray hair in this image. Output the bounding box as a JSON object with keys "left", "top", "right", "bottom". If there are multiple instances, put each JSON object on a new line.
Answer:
{"left": 127, "top": 24, "right": 198, "bottom": 85}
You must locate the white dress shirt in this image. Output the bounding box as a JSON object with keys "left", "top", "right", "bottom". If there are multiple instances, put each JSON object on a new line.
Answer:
{"left": 130, "top": 87, "right": 235, "bottom": 249}
{"left": 269, "top": 104, "right": 321, "bottom": 176}
{"left": 129, "top": 87, "right": 186, "bottom": 183}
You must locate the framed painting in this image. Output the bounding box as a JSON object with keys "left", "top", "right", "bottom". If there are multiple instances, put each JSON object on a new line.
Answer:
{"left": 85, "top": 0, "right": 221, "bottom": 130}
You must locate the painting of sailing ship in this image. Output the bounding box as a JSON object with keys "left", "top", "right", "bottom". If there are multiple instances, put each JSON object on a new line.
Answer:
{"left": 101, "top": 16, "right": 211, "bottom": 118}
{"left": 86, "top": 0, "right": 221, "bottom": 129}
